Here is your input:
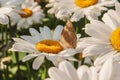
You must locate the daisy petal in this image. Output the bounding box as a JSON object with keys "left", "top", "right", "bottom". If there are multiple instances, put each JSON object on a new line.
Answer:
{"left": 77, "top": 65, "right": 91, "bottom": 80}
{"left": 48, "top": 67, "right": 71, "bottom": 80}
{"left": 99, "top": 57, "right": 113, "bottom": 80}
{"left": 32, "top": 56, "right": 44, "bottom": 70}
{"left": 0, "top": 14, "right": 9, "bottom": 24}
{"left": 102, "top": 13, "right": 117, "bottom": 30}
{"left": 43, "top": 26, "right": 52, "bottom": 39}
{"left": 29, "top": 28, "right": 42, "bottom": 41}
{"left": 83, "top": 44, "right": 112, "bottom": 57}
{"left": 53, "top": 25, "right": 63, "bottom": 40}
{"left": 85, "top": 20, "right": 112, "bottom": 41}
{"left": 59, "top": 61, "right": 79, "bottom": 80}
{"left": 22, "top": 53, "right": 38, "bottom": 62}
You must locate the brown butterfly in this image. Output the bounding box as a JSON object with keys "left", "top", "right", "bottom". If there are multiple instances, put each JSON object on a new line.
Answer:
{"left": 60, "top": 20, "right": 77, "bottom": 49}
{"left": 34, "top": 0, "right": 41, "bottom": 4}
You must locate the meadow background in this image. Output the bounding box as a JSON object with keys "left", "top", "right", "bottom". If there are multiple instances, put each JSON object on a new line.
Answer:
{"left": 0, "top": 0, "right": 119, "bottom": 80}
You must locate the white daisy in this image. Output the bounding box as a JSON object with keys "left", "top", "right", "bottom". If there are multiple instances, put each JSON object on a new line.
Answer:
{"left": 0, "top": 0, "right": 24, "bottom": 26}
{"left": 46, "top": 61, "right": 97, "bottom": 80}
{"left": 46, "top": 0, "right": 116, "bottom": 21}
{"left": 0, "top": 7, "right": 13, "bottom": 25}
{"left": 79, "top": 1, "right": 120, "bottom": 66}
{"left": 9, "top": 25, "right": 79, "bottom": 70}
{"left": 10, "top": 0, "right": 45, "bottom": 29}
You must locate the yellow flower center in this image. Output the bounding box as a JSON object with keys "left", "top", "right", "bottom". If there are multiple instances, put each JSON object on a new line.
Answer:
{"left": 75, "top": 0, "right": 98, "bottom": 8}
{"left": 110, "top": 27, "right": 120, "bottom": 51}
{"left": 35, "top": 40, "right": 63, "bottom": 54}
{"left": 20, "top": 8, "right": 33, "bottom": 18}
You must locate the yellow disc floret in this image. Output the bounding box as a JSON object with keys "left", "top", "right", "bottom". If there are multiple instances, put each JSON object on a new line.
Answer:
{"left": 20, "top": 8, "right": 33, "bottom": 18}
{"left": 75, "top": 0, "right": 98, "bottom": 8}
{"left": 110, "top": 27, "right": 120, "bottom": 51}
{"left": 36, "top": 40, "right": 63, "bottom": 54}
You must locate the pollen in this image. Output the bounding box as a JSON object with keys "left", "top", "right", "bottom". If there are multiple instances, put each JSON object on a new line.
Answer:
{"left": 110, "top": 27, "right": 120, "bottom": 51}
{"left": 36, "top": 40, "right": 63, "bottom": 54}
{"left": 20, "top": 8, "right": 33, "bottom": 18}
{"left": 75, "top": 0, "right": 98, "bottom": 8}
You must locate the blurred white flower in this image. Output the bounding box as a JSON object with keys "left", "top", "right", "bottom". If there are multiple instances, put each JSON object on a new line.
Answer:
{"left": 78, "top": 1, "right": 120, "bottom": 66}
{"left": 46, "top": 61, "right": 97, "bottom": 80}
{"left": 0, "top": 7, "right": 13, "bottom": 25}
{"left": 46, "top": 0, "right": 116, "bottom": 21}
{"left": 9, "top": 25, "right": 79, "bottom": 70}
{"left": 7, "top": 0, "right": 45, "bottom": 29}
{"left": 0, "top": 0, "right": 24, "bottom": 26}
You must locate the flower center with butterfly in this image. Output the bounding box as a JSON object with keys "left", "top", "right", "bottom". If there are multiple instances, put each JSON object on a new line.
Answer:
{"left": 35, "top": 21, "right": 77, "bottom": 54}
{"left": 19, "top": 8, "right": 33, "bottom": 18}
{"left": 75, "top": 0, "right": 98, "bottom": 8}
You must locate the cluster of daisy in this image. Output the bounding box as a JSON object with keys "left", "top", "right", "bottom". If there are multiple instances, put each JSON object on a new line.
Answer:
{"left": 1, "top": 0, "right": 120, "bottom": 79}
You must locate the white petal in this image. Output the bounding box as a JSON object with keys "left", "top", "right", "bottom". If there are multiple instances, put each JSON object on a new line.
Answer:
{"left": 108, "top": 10, "right": 120, "bottom": 26}
{"left": 102, "top": 13, "right": 117, "bottom": 30}
{"left": 0, "top": 14, "right": 9, "bottom": 25}
{"left": 52, "top": 57, "right": 65, "bottom": 66}
{"left": 59, "top": 49, "right": 77, "bottom": 57}
{"left": 0, "top": 7, "right": 13, "bottom": 14}
{"left": 115, "top": 2, "right": 120, "bottom": 16}
{"left": 32, "top": 56, "right": 44, "bottom": 70}
{"left": 111, "top": 62, "right": 120, "bottom": 80}
{"left": 59, "top": 61, "right": 79, "bottom": 80}
{"left": 11, "top": 43, "right": 35, "bottom": 53}
{"left": 11, "top": 38, "right": 36, "bottom": 52}
{"left": 70, "top": 9, "right": 84, "bottom": 22}
{"left": 43, "top": 26, "right": 52, "bottom": 39}
{"left": 85, "top": 20, "right": 112, "bottom": 41}
{"left": 94, "top": 51, "right": 115, "bottom": 66}
{"left": 83, "top": 44, "right": 112, "bottom": 57}
{"left": 99, "top": 57, "right": 113, "bottom": 80}
{"left": 45, "top": 78, "right": 53, "bottom": 80}
{"left": 53, "top": 25, "right": 63, "bottom": 40}
{"left": 29, "top": 28, "right": 42, "bottom": 42}
{"left": 48, "top": 67, "right": 71, "bottom": 80}
{"left": 20, "top": 35, "right": 36, "bottom": 44}
{"left": 39, "top": 26, "right": 52, "bottom": 40}
{"left": 77, "top": 65, "right": 91, "bottom": 80}
{"left": 22, "top": 53, "right": 38, "bottom": 62}
{"left": 90, "top": 67, "right": 97, "bottom": 80}
{"left": 17, "top": 19, "right": 26, "bottom": 28}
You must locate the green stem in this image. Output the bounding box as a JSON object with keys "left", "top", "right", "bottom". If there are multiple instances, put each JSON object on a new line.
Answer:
{"left": 81, "top": 58, "right": 85, "bottom": 65}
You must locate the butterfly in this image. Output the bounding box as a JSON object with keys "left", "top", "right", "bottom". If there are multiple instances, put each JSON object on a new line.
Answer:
{"left": 60, "top": 20, "right": 77, "bottom": 49}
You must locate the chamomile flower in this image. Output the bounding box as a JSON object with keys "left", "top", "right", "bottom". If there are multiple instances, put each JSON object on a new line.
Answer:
{"left": 0, "top": 7, "right": 13, "bottom": 25}
{"left": 46, "top": 61, "right": 97, "bottom": 80}
{"left": 9, "top": 26, "right": 79, "bottom": 70}
{"left": 11, "top": 0, "right": 45, "bottom": 29}
{"left": 0, "top": 0, "right": 24, "bottom": 26}
{"left": 46, "top": 0, "right": 116, "bottom": 21}
{"left": 79, "top": 2, "right": 120, "bottom": 66}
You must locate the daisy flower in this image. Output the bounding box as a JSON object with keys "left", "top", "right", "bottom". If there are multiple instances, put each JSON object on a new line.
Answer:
{"left": 0, "top": 0, "right": 23, "bottom": 7}
{"left": 79, "top": 1, "right": 120, "bottom": 66}
{"left": 46, "top": 0, "right": 116, "bottom": 21}
{"left": 9, "top": 25, "right": 79, "bottom": 70}
{"left": 0, "top": 7, "right": 13, "bottom": 25}
{"left": 10, "top": 0, "right": 45, "bottom": 29}
{"left": 46, "top": 61, "right": 97, "bottom": 80}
